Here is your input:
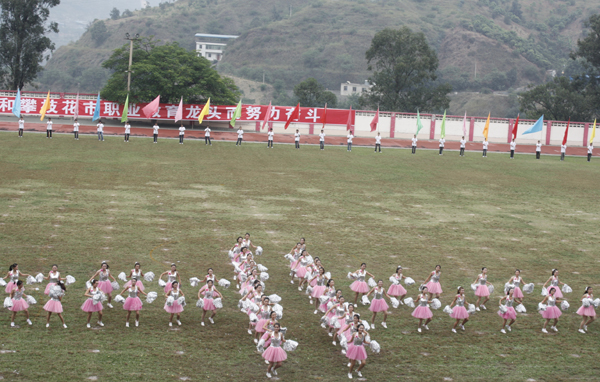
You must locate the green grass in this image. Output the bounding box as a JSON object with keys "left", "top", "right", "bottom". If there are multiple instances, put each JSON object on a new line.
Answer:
{"left": 1, "top": 132, "right": 599, "bottom": 381}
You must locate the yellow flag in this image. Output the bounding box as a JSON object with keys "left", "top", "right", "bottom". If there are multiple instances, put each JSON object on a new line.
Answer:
{"left": 198, "top": 98, "right": 210, "bottom": 124}
{"left": 590, "top": 119, "right": 596, "bottom": 144}
{"left": 482, "top": 112, "right": 490, "bottom": 140}
{"left": 39, "top": 91, "right": 50, "bottom": 121}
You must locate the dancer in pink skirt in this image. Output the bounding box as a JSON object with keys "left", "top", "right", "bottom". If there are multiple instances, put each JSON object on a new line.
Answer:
{"left": 499, "top": 287, "right": 517, "bottom": 333}
{"left": 310, "top": 267, "right": 327, "bottom": 309}
{"left": 293, "top": 250, "right": 310, "bottom": 291}
{"left": 199, "top": 268, "right": 221, "bottom": 292}
{"left": 350, "top": 263, "right": 374, "bottom": 307}
{"left": 473, "top": 267, "right": 491, "bottom": 311}
{"left": 159, "top": 264, "right": 181, "bottom": 295}
{"left": 3, "top": 263, "right": 30, "bottom": 294}
{"left": 449, "top": 286, "right": 470, "bottom": 333}
{"left": 318, "top": 279, "right": 337, "bottom": 314}
{"left": 423, "top": 265, "right": 443, "bottom": 298}
{"left": 240, "top": 268, "right": 259, "bottom": 296}
{"left": 542, "top": 269, "right": 565, "bottom": 298}
{"left": 164, "top": 281, "right": 184, "bottom": 327}
{"left": 260, "top": 311, "right": 280, "bottom": 350}
{"left": 44, "top": 281, "right": 67, "bottom": 328}
{"left": 241, "top": 282, "right": 264, "bottom": 334}
{"left": 81, "top": 279, "right": 104, "bottom": 328}
{"left": 263, "top": 323, "right": 287, "bottom": 378}
{"left": 507, "top": 269, "right": 526, "bottom": 303}
{"left": 43, "top": 264, "right": 65, "bottom": 295}
{"left": 230, "top": 236, "right": 243, "bottom": 258}
{"left": 89, "top": 262, "right": 117, "bottom": 308}
{"left": 577, "top": 286, "right": 596, "bottom": 334}
{"left": 412, "top": 286, "right": 433, "bottom": 332}
{"left": 124, "top": 262, "right": 145, "bottom": 291}
{"left": 289, "top": 243, "right": 303, "bottom": 284}
{"left": 387, "top": 266, "right": 408, "bottom": 301}
{"left": 119, "top": 277, "right": 147, "bottom": 327}
{"left": 9, "top": 281, "right": 32, "bottom": 327}
{"left": 540, "top": 287, "right": 562, "bottom": 333}
{"left": 199, "top": 280, "right": 223, "bottom": 326}
{"left": 255, "top": 296, "right": 274, "bottom": 344}
{"left": 367, "top": 280, "right": 391, "bottom": 329}
{"left": 347, "top": 324, "right": 370, "bottom": 379}
{"left": 242, "top": 232, "right": 258, "bottom": 251}
{"left": 324, "top": 296, "right": 348, "bottom": 342}
{"left": 338, "top": 310, "right": 359, "bottom": 355}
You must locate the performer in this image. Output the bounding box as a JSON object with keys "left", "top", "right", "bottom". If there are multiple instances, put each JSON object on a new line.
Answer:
{"left": 294, "top": 129, "right": 300, "bottom": 149}
{"left": 560, "top": 143, "right": 566, "bottom": 161}
{"left": 18, "top": 116, "right": 24, "bottom": 137}
{"left": 350, "top": 263, "right": 374, "bottom": 307}
{"left": 81, "top": 279, "right": 104, "bottom": 328}
{"left": 499, "top": 287, "right": 517, "bottom": 333}
{"left": 267, "top": 127, "right": 274, "bottom": 148}
{"left": 96, "top": 119, "right": 104, "bottom": 141}
{"left": 423, "top": 265, "right": 442, "bottom": 298}
{"left": 178, "top": 123, "right": 185, "bottom": 144}
{"left": 387, "top": 266, "right": 407, "bottom": 301}
{"left": 124, "top": 120, "right": 131, "bottom": 142}
{"left": 292, "top": 250, "right": 310, "bottom": 290}
{"left": 4, "top": 263, "right": 30, "bottom": 294}
{"left": 459, "top": 136, "right": 466, "bottom": 156}
{"left": 319, "top": 279, "right": 337, "bottom": 314}
{"left": 375, "top": 132, "right": 381, "bottom": 153}
{"left": 509, "top": 139, "right": 516, "bottom": 159}
{"left": 9, "top": 280, "right": 32, "bottom": 327}
{"left": 254, "top": 296, "right": 274, "bottom": 343}
{"left": 438, "top": 137, "right": 445, "bottom": 155}
{"left": 473, "top": 267, "right": 491, "bottom": 310}
{"left": 263, "top": 323, "right": 288, "bottom": 379}
{"left": 324, "top": 296, "right": 348, "bottom": 340}
{"left": 241, "top": 282, "right": 264, "bottom": 334}
{"left": 482, "top": 139, "right": 488, "bottom": 157}
{"left": 243, "top": 232, "right": 258, "bottom": 250}
{"left": 199, "top": 268, "right": 220, "bottom": 291}
{"left": 124, "top": 262, "right": 145, "bottom": 291}
{"left": 588, "top": 143, "right": 593, "bottom": 162}
{"left": 152, "top": 122, "right": 159, "bottom": 143}
{"left": 411, "top": 134, "right": 417, "bottom": 154}
{"left": 44, "top": 264, "right": 65, "bottom": 295}
{"left": 367, "top": 280, "right": 391, "bottom": 329}
{"left": 412, "top": 286, "right": 433, "bottom": 332}
{"left": 44, "top": 281, "right": 67, "bottom": 328}
{"left": 89, "top": 262, "right": 117, "bottom": 308}
{"left": 310, "top": 267, "right": 327, "bottom": 309}
{"left": 347, "top": 130, "right": 353, "bottom": 151}
{"left": 236, "top": 127, "right": 243, "bottom": 146}
{"left": 449, "top": 286, "right": 470, "bottom": 333}
{"left": 540, "top": 287, "right": 562, "bottom": 333}
{"left": 319, "top": 129, "right": 325, "bottom": 150}
{"left": 160, "top": 264, "right": 181, "bottom": 294}
{"left": 164, "top": 281, "right": 184, "bottom": 326}
{"left": 119, "top": 278, "right": 147, "bottom": 327}
{"left": 542, "top": 269, "right": 565, "bottom": 298}
{"left": 507, "top": 269, "right": 526, "bottom": 303}
{"left": 205, "top": 125, "right": 212, "bottom": 145}
{"left": 46, "top": 117, "right": 53, "bottom": 138}
{"left": 199, "top": 280, "right": 223, "bottom": 326}
{"left": 346, "top": 324, "right": 370, "bottom": 379}
{"left": 73, "top": 118, "right": 79, "bottom": 140}
{"left": 577, "top": 286, "right": 596, "bottom": 334}
{"left": 536, "top": 140, "right": 542, "bottom": 159}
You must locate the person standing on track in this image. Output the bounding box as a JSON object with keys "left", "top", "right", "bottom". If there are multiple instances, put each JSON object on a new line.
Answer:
{"left": 438, "top": 136, "right": 445, "bottom": 155}
{"left": 236, "top": 127, "right": 243, "bottom": 146}
{"left": 319, "top": 129, "right": 325, "bottom": 150}
{"left": 536, "top": 140, "right": 542, "bottom": 159}
{"left": 347, "top": 130, "right": 353, "bottom": 152}
{"left": 509, "top": 139, "right": 516, "bottom": 159}
{"left": 482, "top": 139, "right": 488, "bottom": 157}
{"left": 73, "top": 119, "right": 79, "bottom": 140}
{"left": 205, "top": 125, "right": 212, "bottom": 145}
{"left": 411, "top": 134, "right": 417, "bottom": 154}
{"left": 267, "top": 127, "right": 274, "bottom": 148}
{"left": 459, "top": 136, "right": 466, "bottom": 156}
{"left": 46, "top": 118, "right": 53, "bottom": 139}
{"left": 560, "top": 143, "right": 566, "bottom": 161}
{"left": 179, "top": 123, "right": 185, "bottom": 144}
{"left": 96, "top": 120, "right": 104, "bottom": 141}
{"left": 152, "top": 122, "right": 159, "bottom": 143}
{"left": 375, "top": 132, "right": 381, "bottom": 153}
{"left": 18, "top": 116, "right": 24, "bottom": 137}
{"left": 124, "top": 121, "right": 130, "bottom": 142}
{"left": 295, "top": 129, "right": 300, "bottom": 149}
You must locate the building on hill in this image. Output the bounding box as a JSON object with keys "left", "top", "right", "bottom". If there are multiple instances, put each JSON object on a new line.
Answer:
{"left": 340, "top": 80, "right": 372, "bottom": 96}
{"left": 195, "top": 33, "right": 238, "bottom": 63}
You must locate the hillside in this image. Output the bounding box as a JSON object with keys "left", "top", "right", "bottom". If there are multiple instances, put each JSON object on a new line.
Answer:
{"left": 37, "top": 0, "right": 600, "bottom": 114}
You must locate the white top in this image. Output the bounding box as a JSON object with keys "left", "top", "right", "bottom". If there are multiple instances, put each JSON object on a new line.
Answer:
{"left": 347, "top": 134, "right": 353, "bottom": 143}
{"left": 18, "top": 120, "right": 24, "bottom": 129}
{"left": 73, "top": 122, "right": 79, "bottom": 132}
{"left": 124, "top": 124, "right": 130, "bottom": 134}
{"left": 96, "top": 123, "right": 103, "bottom": 132}
{"left": 204, "top": 127, "right": 211, "bottom": 136}
{"left": 153, "top": 125, "right": 159, "bottom": 134}
{"left": 560, "top": 144, "right": 566, "bottom": 153}
{"left": 483, "top": 141, "right": 489, "bottom": 149}
{"left": 47, "top": 121, "right": 53, "bottom": 130}
{"left": 179, "top": 126, "right": 185, "bottom": 135}
{"left": 510, "top": 142, "right": 516, "bottom": 150}
{"left": 589, "top": 145, "right": 594, "bottom": 154}
{"left": 439, "top": 138, "right": 445, "bottom": 147}
{"left": 460, "top": 139, "right": 466, "bottom": 148}
{"left": 411, "top": 137, "right": 417, "bottom": 146}
{"left": 319, "top": 133, "right": 325, "bottom": 141}
{"left": 294, "top": 133, "right": 300, "bottom": 141}
{"left": 268, "top": 131, "right": 274, "bottom": 140}
{"left": 375, "top": 136, "right": 381, "bottom": 144}
{"left": 237, "top": 129, "right": 243, "bottom": 138}
{"left": 536, "top": 143, "right": 542, "bottom": 151}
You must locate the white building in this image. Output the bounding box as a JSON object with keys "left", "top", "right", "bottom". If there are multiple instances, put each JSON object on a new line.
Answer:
{"left": 195, "top": 33, "right": 238, "bottom": 62}
{"left": 340, "top": 80, "right": 372, "bottom": 96}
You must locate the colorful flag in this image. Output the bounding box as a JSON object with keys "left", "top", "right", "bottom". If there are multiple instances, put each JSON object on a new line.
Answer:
{"left": 416, "top": 109, "right": 424, "bottom": 135}
{"left": 522, "top": 115, "right": 544, "bottom": 135}
{"left": 92, "top": 92, "right": 101, "bottom": 121}
{"left": 562, "top": 118, "right": 569, "bottom": 145}
{"left": 321, "top": 103, "right": 328, "bottom": 129}
{"left": 198, "top": 98, "right": 210, "bottom": 124}
{"left": 482, "top": 112, "right": 490, "bottom": 140}
{"left": 39, "top": 91, "right": 50, "bottom": 121}
{"left": 440, "top": 110, "right": 446, "bottom": 139}
{"left": 346, "top": 106, "right": 353, "bottom": 131}
{"left": 462, "top": 111, "right": 467, "bottom": 137}
{"left": 74, "top": 92, "right": 80, "bottom": 119}
{"left": 121, "top": 94, "right": 129, "bottom": 123}
{"left": 229, "top": 99, "right": 242, "bottom": 128}
{"left": 12, "top": 89, "right": 21, "bottom": 118}
{"left": 261, "top": 102, "right": 272, "bottom": 130}
{"left": 512, "top": 114, "right": 519, "bottom": 140}
{"left": 284, "top": 103, "right": 300, "bottom": 130}
{"left": 590, "top": 119, "right": 596, "bottom": 144}
{"left": 370, "top": 106, "right": 379, "bottom": 132}
{"left": 174, "top": 96, "right": 183, "bottom": 123}
{"left": 142, "top": 95, "right": 160, "bottom": 119}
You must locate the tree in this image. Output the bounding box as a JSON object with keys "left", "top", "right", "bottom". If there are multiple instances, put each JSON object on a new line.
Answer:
{"left": 571, "top": 14, "right": 600, "bottom": 69}
{"left": 121, "top": 9, "right": 133, "bottom": 18}
{"left": 110, "top": 7, "right": 120, "bottom": 20}
{"left": 100, "top": 38, "right": 241, "bottom": 105}
{"left": 0, "top": 0, "right": 60, "bottom": 90}
{"left": 293, "top": 78, "right": 337, "bottom": 107}
{"left": 88, "top": 20, "right": 109, "bottom": 45}
{"left": 360, "top": 27, "right": 451, "bottom": 113}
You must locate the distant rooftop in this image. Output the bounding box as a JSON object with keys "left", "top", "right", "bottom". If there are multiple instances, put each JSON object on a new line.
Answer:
{"left": 195, "top": 33, "right": 239, "bottom": 39}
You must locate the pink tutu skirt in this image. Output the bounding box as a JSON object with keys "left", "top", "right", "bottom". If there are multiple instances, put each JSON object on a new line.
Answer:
{"left": 255, "top": 318, "right": 268, "bottom": 333}
{"left": 203, "top": 298, "right": 216, "bottom": 311}
{"left": 44, "top": 282, "right": 57, "bottom": 295}
{"left": 411, "top": 306, "right": 433, "bottom": 319}
{"left": 5, "top": 282, "right": 17, "bottom": 294}
{"left": 81, "top": 298, "right": 103, "bottom": 312}
{"left": 387, "top": 284, "right": 406, "bottom": 297}
{"left": 577, "top": 306, "right": 596, "bottom": 317}
{"left": 498, "top": 307, "right": 516, "bottom": 320}
{"left": 262, "top": 346, "right": 287, "bottom": 362}
{"left": 311, "top": 285, "right": 325, "bottom": 298}
{"left": 124, "top": 280, "right": 145, "bottom": 291}
{"left": 450, "top": 306, "right": 469, "bottom": 319}
{"left": 164, "top": 300, "right": 183, "bottom": 314}
{"left": 426, "top": 281, "right": 442, "bottom": 294}
{"left": 475, "top": 285, "right": 490, "bottom": 297}
{"left": 540, "top": 306, "right": 562, "bottom": 319}
{"left": 123, "top": 297, "right": 143, "bottom": 311}
{"left": 43, "top": 299, "right": 63, "bottom": 313}
{"left": 350, "top": 281, "right": 369, "bottom": 294}
{"left": 97, "top": 280, "right": 113, "bottom": 294}
{"left": 546, "top": 287, "right": 562, "bottom": 298}
{"left": 164, "top": 283, "right": 173, "bottom": 294}
{"left": 513, "top": 287, "right": 524, "bottom": 299}
{"left": 261, "top": 332, "right": 272, "bottom": 348}
{"left": 310, "top": 278, "right": 318, "bottom": 287}
{"left": 295, "top": 266, "right": 307, "bottom": 279}
{"left": 369, "top": 298, "right": 389, "bottom": 312}
{"left": 346, "top": 344, "right": 367, "bottom": 360}
{"left": 290, "top": 260, "right": 300, "bottom": 270}
{"left": 10, "top": 299, "right": 29, "bottom": 312}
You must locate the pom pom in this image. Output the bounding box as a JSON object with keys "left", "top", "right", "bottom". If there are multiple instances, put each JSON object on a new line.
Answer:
{"left": 238, "top": 273, "right": 248, "bottom": 282}
{"left": 177, "top": 296, "right": 186, "bottom": 307}
{"left": 467, "top": 304, "right": 476, "bottom": 314}
{"left": 523, "top": 283, "right": 535, "bottom": 294}
{"left": 347, "top": 272, "right": 356, "bottom": 280}
{"left": 319, "top": 296, "right": 329, "bottom": 305}
{"left": 324, "top": 272, "right": 331, "bottom": 280}
{"left": 0, "top": 279, "right": 6, "bottom": 287}
{"left": 560, "top": 300, "right": 570, "bottom": 311}
{"left": 404, "top": 277, "right": 415, "bottom": 286}
{"left": 369, "top": 340, "right": 381, "bottom": 353}
{"left": 26, "top": 275, "right": 36, "bottom": 285}
{"left": 389, "top": 276, "right": 399, "bottom": 285}
{"left": 515, "top": 304, "right": 526, "bottom": 313}
{"left": 582, "top": 298, "right": 592, "bottom": 307}
{"left": 4, "top": 296, "right": 14, "bottom": 308}
{"left": 562, "top": 284, "right": 572, "bottom": 294}
{"left": 488, "top": 284, "right": 494, "bottom": 294}
{"left": 257, "top": 264, "right": 268, "bottom": 272}
{"left": 593, "top": 298, "right": 600, "bottom": 308}
{"left": 304, "top": 255, "right": 313, "bottom": 265}
{"left": 498, "top": 304, "right": 507, "bottom": 314}
{"left": 146, "top": 291, "right": 157, "bottom": 304}
{"left": 228, "top": 250, "right": 234, "bottom": 259}
{"left": 49, "top": 285, "right": 63, "bottom": 299}
{"left": 158, "top": 279, "right": 166, "bottom": 287}
{"left": 361, "top": 320, "right": 371, "bottom": 331}
{"left": 260, "top": 272, "right": 270, "bottom": 281}
{"left": 390, "top": 297, "right": 400, "bottom": 309}
{"left": 334, "top": 320, "right": 341, "bottom": 329}
{"left": 248, "top": 301, "right": 259, "bottom": 313}
{"left": 218, "top": 279, "right": 231, "bottom": 288}
{"left": 443, "top": 305, "right": 453, "bottom": 315}
{"left": 114, "top": 295, "right": 125, "bottom": 304}
{"left": 66, "top": 275, "right": 76, "bottom": 285}
{"left": 327, "top": 301, "right": 334, "bottom": 310}
{"left": 367, "top": 278, "right": 377, "bottom": 288}
{"left": 284, "top": 254, "right": 293, "bottom": 262}
{"left": 196, "top": 299, "right": 204, "bottom": 309}
{"left": 283, "top": 340, "right": 298, "bottom": 352}
{"left": 86, "top": 281, "right": 92, "bottom": 289}
{"left": 537, "top": 303, "right": 547, "bottom": 311}
{"left": 111, "top": 281, "right": 119, "bottom": 291}
{"left": 329, "top": 316, "right": 338, "bottom": 327}
{"left": 256, "top": 338, "right": 265, "bottom": 353}
{"left": 541, "top": 288, "right": 548, "bottom": 297}
{"left": 470, "top": 284, "right": 477, "bottom": 291}
{"left": 166, "top": 296, "right": 175, "bottom": 306}
{"left": 189, "top": 277, "right": 200, "bottom": 287}
{"left": 361, "top": 295, "right": 370, "bottom": 305}
{"left": 272, "top": 303, "right": 283, "bottom": 313}
{"left": 430, "top": 298, "right": 441, "bottom": 310}
{"left": 319, "top": 315, "right": 327, "bottom": 324}
{"left": 306, "top": 286, "right": 313, "bottom": 295}
{"left": 26, "top": 295, "right": 37, "bottom": 305}
{"left": 260, "top": 281, "right": 266, "bottom": 292}
{"left": 279, "top": 326, "right": 288, "bottom": 335}
{"left": 35, "top": 273, "right": 44, "bottom": 283}
{"left": 268, "top": 294, "right": 282, "bottom": 304}
{"left": 339, "top": 335, "right": 348, "bottom": 350}
{"left": 118, "top": 272, "right": 127, "bottom": 282}
{"left": 403, "top": 297, "right": 415, "bottom": 308}
{"left": 504, "top": 282, "right": 512, "bottom": 293}
{"left": 213, "top": 298, "right": 223, "bottom": 309}
{"left": 92, "top": 292, "right": 104, "bottom": 305}
{"left": 248, "top": 313, "right": 258, "bottom": 323}
{"left": 255, "top": 246, "right": 263, "bottom": 256}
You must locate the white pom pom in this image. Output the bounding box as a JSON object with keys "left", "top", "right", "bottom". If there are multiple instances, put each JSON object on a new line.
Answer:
{"left": 504, "top": 282, "right": 512, "bottom": 293}
{"left": 92, "top": 292, "right": 104, "bottom": 305}
{"left": 329, "top": 316, "right": 338, "bottom": 326}
{"left": 515, "top": 303, "right": 527, "bottom": 313}
{"left": 347, "top": 272, "right": 356, "bottom": 280}
{"left": 403, "top": 297, "right": 415, "bottom": 308}
{"left": 389, "top": 276, "right": 399, "bottom": 285}
{"left": 523, "top": 283, "right": 535, "bottom": 294}
{"left": 66, "top": 275, "right": 76, "bottom": 285}
{"left": 272, "top": 303, "right": 283, "bottom": 313}
{"left": 114, "top": 295, "right": 125, "bottom": 304}
{"left": 4, "top": 296, "right": 13, "bottom": 308}
{"left": 228, "top": 250, "right": 234, "bottom": 259}
{"left": 561, "top": 284, "right": 572, "bottom": 294}
{"left": 268, "top": 294, "right": 282, "bottom": 303}
{"left": 593, "top": 298, "right": 600, "bottom": 308}
{"left": 367, "top": 278, "right": 377, "bottom": 288}
{"left": 498, "top": 304, "right": 507, "bottom": 313}
{"left": 248, "top": 301, "right": 259, "bottom": 313}
{"left": 118, "top": 272, "right": 127, "bottom": 282}
{"left": 260, "top": 272, "right": 269, "bottom": 281}
{"left": 284, "top": 253, "right": 293, "bottom": 262}
{"left": 369, "top": 340, "right": 381, "bottom": 353}
{"left": 248, "top": 313, "right": 258, "bottom": 323}
{"left": 189, "top": 277, "right": 200, "bottom": 287}
{"left": 361, "top": 295, "right": 370, "bottom": 305}
{"left": 213, "top": 298, "right": 223, "bottom": 309}
{"left": 260, "top": 281, "right": 266, "bottom": 292}
{"left": 361, "top": 320, "right": 371, "bottom": 331}
{"left": 111, "top": 281, "right": 119, "bottom": 291}
{"left": 26, "top": 275, "right": 36, "bottom": 285}
{"left": 158, "top": 279, "right": 166, "bottom": 287}
{"left": 49, "top": 285, "right": 63, "bottom": 299}
{"left": 177, "top": 296, "right": 186, "bottom": 307}
{"left": 257, "top": 264, "right": 268, "bottom": 272}
{"left": 537, "top": 303, "right": 547, "bottom": 311}
{"left": 582, "top": 298, "right": 591, "bottom": 307}
{"left": 26, "top": 295, "right": 37, "bottom": 305}
{"left": 218, "top": 279, "right": 231, "bottom": 288}
{"left": 0, "top": 279, "right": 6, "bottom": 287}
{"left": 86, "top": 281, "right": 92, "bottom": 289}
{"left": 560, "top": 300, "right": 570, "bottom": 311}
{"left": 144, "top": 272, "right": 155, "bottom": 282}
{"left": 146, "top": 291, "right": 157, "bottom": 304}
{"left": 470, "top": 284, "right": 477, "bottom": 291}
{"left": 467, "top": 304, "right": 476, "bottom": 314}
{"left": 306, "top": 286, "right": 313, "bottom": 295}
{"left": 339, "top": 335, "right": 348, "bottom": 350}
{"left": 319, "top": 295, "right": 329, "bottom": 305}
{"left": 196, "top": 299, "right": 204, "bottom": 309}
{"left": 541, "top": 288, "right": 548, "bottom": 296}
{"left": 443, "top": 305, "right": 453, "bottom": 315}
{"left": 324, "top": 272, "right": 331, "bottom": 280}
{"left": 390, "top": 297, "right": 400, "bottom": 308}
{"left": 327, "top": 301, "right": 334, "bottom": 310}
{"left": 256, "top": 338, "right": 266, "bottom": 353}
{"left": 238, "top": 273, "right": 248, "bottom": 282}
{"left": 166, "top": 296, "right": 175, "bottom": 306}
{"left": 430, "top": 298, "right": 441, "bottom": 310}
{"left": 319, "top": 315, "right": 328, "bottom": 324}
{"left": 283, "top": 339, "right": 298, "bottom": 352}
{"left": 35, "top": 273, "right": 44, "bottom": 283}
{"left": 404, "top": 277, "right": 415, "bottom": 286}
{"left": 304, "top": 255, "right": 313, "bottom": 265}
{"left": 255, "top": 246, "right": 263, "bottom": 256}
{"left": 488, "top": 284, "right": 494, "bottom": 294}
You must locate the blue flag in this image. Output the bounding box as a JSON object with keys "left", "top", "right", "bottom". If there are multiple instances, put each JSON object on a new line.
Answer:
{"left": 522, "top": 115, "right": 544, "bottom": 135}
{"left": 92, "top": 92, "right": 101, "bottom": 121}
{"left": 12, "top": 89, "right": 21, "bottom": 118}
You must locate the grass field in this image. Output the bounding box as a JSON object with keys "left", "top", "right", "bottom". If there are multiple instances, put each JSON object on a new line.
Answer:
{"left": 1, "top": 132, "right": 599, "bottom": 382}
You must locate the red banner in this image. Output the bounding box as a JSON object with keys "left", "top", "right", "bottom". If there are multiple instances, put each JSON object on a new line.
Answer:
{"left": 0, "top": 95, "right": 354, "bottom": 125}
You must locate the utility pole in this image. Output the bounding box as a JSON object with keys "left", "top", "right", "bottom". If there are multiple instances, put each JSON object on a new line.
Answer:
{"left": 125, "top": 33, "right": 140, "bottom": 93}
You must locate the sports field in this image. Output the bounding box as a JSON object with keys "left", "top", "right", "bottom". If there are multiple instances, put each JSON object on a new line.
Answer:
{"left": 1, "top": 132, "right": 599, "bottom": 382}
